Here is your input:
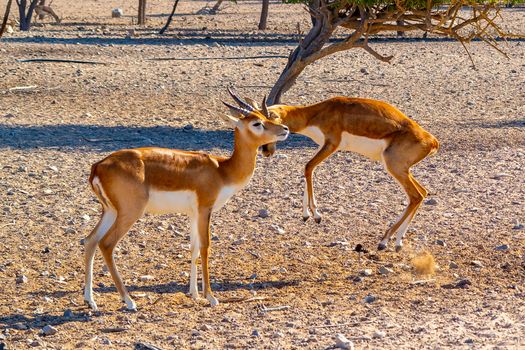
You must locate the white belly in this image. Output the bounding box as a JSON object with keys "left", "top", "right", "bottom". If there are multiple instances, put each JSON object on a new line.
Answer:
{"left": 338, "top": 132, "right": 387, "bottom": 161}
{"left": 146, "top": 190, "right": 198, "bottom": 215}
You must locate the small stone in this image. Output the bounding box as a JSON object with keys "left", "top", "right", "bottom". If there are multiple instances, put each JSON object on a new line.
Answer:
{"left": 43, "top": 189, "right": 53, "bottom": 195}
{"left": 471, "top": 260, "right": 483, "bottom": 268}
{"left": 335, "top": 333, "right": 354, "bottom": 349}
{"left": 179, "top": 271, "right": 189, "bottom": 278}
{"left": 373, "top": 330, "right": 386, "bottom": 339}
{"left": 47, "top": 166, "right": 58, "bottom": 172}
{"left": 360, "top": 68, "right": 369, "bottom": 75}
{"left": 352, "top": 276, "right": 364, "bottom": 283}
{"left": 270, "top": 224, "right": 285, "bottom": 234}
{"left": 361, "top": 269, "right": 373, "bottom": 276}
{"left": 42, "top": 325, "right": 57, "bottom": 336}
{"left": 201, "top": 324, "right": 212, "bottom": 331}
{"left": 42, "top": 247, "right": 50, "bottom": 254}
{"left": 183, "top": 124, "right": 194, "bottom": 131}
{"left": 456, "top": 279, "right": 471, "bottom": 288}
{"left": 111, "top": 8, "right": 123, "bottom": 18}
{"left": 512, "top": 223, "right": 524, "bottom": 230}
{"left": 495, "top": 244, "right": 509, "bottom": 251}
{"left": 364, "top": 294, "right": 376, "bottom": 303}
{"left": 63, "top": 309, "right": 74, "bottom": 318}
{"left": 17, "top": 166, "right": 27, "bottom": 172}
{"left": 81, "top": 214, "right": 90, "bottom": 221}
{"left": 258, "top": 209, "right": 269, "bottom": 218}
{"left": 140, "top": 275, "right": 154, "bottom": 282}
{"left": 464, "top": 338, "right": 474, "bottom": 344}
{"left": 251, "top": 329, "right": 260, "bottom": 337}
{"left": 29, "top": 340, "right": 41, "bottom": 347}
{"left": 16, "top": 274, "right": 28, "bottom": 284}
{"left": 424, "top": 198, "right": 438, "bottom": 205}
{"left": 378, "top": 266, "right": 394, "bottom": 275}
{"left": 435, "top": 239, "right": 446, "bottom": 247}
{"left": 272, "top": 331, "right": 284, "bottom": 338}
{"left": 449, "top": 261, "right": 459, "bottom": 269}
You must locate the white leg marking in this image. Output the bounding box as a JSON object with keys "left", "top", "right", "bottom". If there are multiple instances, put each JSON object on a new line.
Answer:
{"left": 302, "top": 182, "right": 310, "bottom": 219}
{"left": 84, "top": 208, "right": 117, "bottom": 310}
{"left": 189, "top": 216, "right": 200, "bottom": 299}
{"left": 124, "top": 294, "right": 137, "bottom": 311}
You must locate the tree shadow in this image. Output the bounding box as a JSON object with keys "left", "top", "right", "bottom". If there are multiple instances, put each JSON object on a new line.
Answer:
{"left": 467, "top": 118, "right": 525, "bottom": 129}
{"left": 3, "top": 31, "right": 523, "bottom": 47}
{"left": 0, "top": 124, "right": 314, "bottom": 152}
{"left": 0, "top": 310, "right": 93, "bottom": 331}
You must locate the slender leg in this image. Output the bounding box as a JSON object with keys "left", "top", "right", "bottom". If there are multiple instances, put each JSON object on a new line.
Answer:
{"left": 198, "top": 208, "right": 218, "bottom": 306}
{"left": 98, "top": 210, "right": 142, "bottom": 310}
{"left": 84, "top": 208, "right": 117, "bottom": 310}
{"left": 304, "top": 141, "right": 338, "bottom": 223}
{"left": 189, "top": 215, "right": 200, "bottom": 299}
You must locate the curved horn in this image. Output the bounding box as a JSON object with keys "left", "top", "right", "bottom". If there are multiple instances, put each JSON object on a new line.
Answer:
{"left": 261, "top": 95, "right": 270, "bottom": 118}
{"left": 222, "top": 101, "right": 251, "bottom": 116}
{"left": 227, "top": 86, "right": 255, "bottom": 112}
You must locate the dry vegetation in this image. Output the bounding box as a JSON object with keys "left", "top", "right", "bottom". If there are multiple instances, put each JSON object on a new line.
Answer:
{"left": 0, "top": 1, "right": 524, "bottom": 349}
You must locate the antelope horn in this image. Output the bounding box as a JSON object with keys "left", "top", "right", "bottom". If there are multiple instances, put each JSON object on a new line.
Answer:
{"left": 227, "top": 86, "right": 255, "bottom": 112}
{"left": 222, "top": 101, "right": 251, "bottom": 116}
{"left": 261, "top": 95, "right": 270, "bottom": 118}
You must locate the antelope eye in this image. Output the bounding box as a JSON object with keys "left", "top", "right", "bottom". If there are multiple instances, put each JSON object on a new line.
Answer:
{"left": 253, "top": 122, "right": 262, "bottom": 127}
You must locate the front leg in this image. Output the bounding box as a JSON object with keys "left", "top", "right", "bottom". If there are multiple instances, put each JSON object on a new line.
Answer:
{"left": 304, "top": 141, "right": 338, "bottom": 224}
{"left": 198, "top": 208, "right": 219, "bottom": 307}
{"left": 189, "top": 216, "right": 200, "bottom": 299}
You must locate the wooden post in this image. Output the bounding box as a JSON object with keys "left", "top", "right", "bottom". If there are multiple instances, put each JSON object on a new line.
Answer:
{"left": 138, "top": 0, "right": 146, "bottom": 25}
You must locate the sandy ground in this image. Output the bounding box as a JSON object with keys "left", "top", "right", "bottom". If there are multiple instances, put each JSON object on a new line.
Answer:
{"left": 0, "top": 1, "right": 524, "bottom": 349}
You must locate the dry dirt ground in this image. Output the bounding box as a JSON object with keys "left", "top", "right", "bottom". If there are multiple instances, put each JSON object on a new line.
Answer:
{"left": 0, "top": 1, "right": 524, "bottom": 349}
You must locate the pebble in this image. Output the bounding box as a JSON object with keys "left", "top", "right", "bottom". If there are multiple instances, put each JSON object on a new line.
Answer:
{"left": 63, "top": 309, "right": 74, "bottom": 318}
{"left": 179, "top": 271, "right": 189, "bottom": 278}
{"left": 435, "top": 239, "right": 446, "bottom": 247}
{"left": 47, "top": 166, "right": 58, "bottom": 172}
{"left": 258, "top": 209, "right": 269, "bottom": 218}
{"left": 424, "top": 198, "right": 438, "bottom": 205}
{"left": 464, "top": 338, "right": 474, "bottom": 344}
{"left": 140, "top": 275, "right": 155, "bottom": 282}
{"left": 183, "top": 124, "right": 194, "bottom": 131}
{"left": 16, "top": 274, "right": 28, "bottom": 284}
{"left": 449, "top": 261, "right": 459, "bottom": 269}
{"left": 111, "top": 8, "right": 123, "bottom": 18}
{"left": 456, "top": 279, "right": 472, "bottom": 288}
{"left": 42, "top": 325, "right": 57, "bottom": 336}
{"left": 360, "top": 68, "right": 369, "bottom": 75}
{"left": 65, "top": 227, "right": 76, "bottom": 234}
{"left": 364, "top": 294, "right": 377, "bottom": 303}
{"left": 361, "top": 269, "right": 373, "bottom": 276}
{"left": 379, "top": 266, "right": 393, "bottom": 275}
{"left": 471, "top": 260, "right": 483, "bottom": 268}
{"left": 201, "top": 324, "right": 212, "bottom": 331}
{"left": 495, "top": 244, "right": 509, "bottom": 251}
{"left": 373, "top": 330, "right": 386, "bottom": 339}
{"left": 334, "top": 334, "right": 354, "bottom": 350}
{"left": 270, "top": 224, "right": 285, "bottom": 234}
{"left": 251, "top": 329, "right": 260, "bottom": 337}
{"left": 512, "top": 223, "right": 524, "bottom": 230}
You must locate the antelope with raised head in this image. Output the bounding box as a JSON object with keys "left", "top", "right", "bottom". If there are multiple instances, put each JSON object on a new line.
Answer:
{"left": 237, "top": 96, "right": 438, "bottom": 252}
{"left": 83, "top": 88, "right": 289, "bottom": 311}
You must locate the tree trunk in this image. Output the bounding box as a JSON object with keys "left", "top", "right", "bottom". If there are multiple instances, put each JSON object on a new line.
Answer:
{"left": 258, "top": 0, "right": 269, "bottom": 30}
{"left": 396, "top": 19, "right": 405, "bottom": 37}
{"left": 159, "top": 0, "right": 180, "bottom": 34}
{"left": 138, "top": 0, "right": 146, "bottom": 25}
{"left": 210, "top": 0, "right": 224, "bottom": 14}
{"left": 17, "top": 0, "right": 39, "bottom": 31}
{"left": 0, "top": 0, "right": 13, "bottom": 38}
{"left": 268, "top": 10, "right": 334, "bottom": 104}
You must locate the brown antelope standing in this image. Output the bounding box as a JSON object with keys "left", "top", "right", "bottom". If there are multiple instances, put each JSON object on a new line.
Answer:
{"left": 83, "top": 89, "right": 289, "bottom": 311}
{"left": 238, "top": 96, "right": 438, "bottom": 252}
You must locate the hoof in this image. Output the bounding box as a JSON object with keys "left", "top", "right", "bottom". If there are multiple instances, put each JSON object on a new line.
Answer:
{"left": 377, "top": 243, "right": 387, "bottom": 251}
{"left": 207, "top": 295, "right": 219, "bottom": 307}
{"left": 314, "top": 217, "right": 321, "bottom": 224}
{"left": 303, "top": 216, "right": 309, "bottom": 222}
{"left": 124, "top": 298, "right": 137, "bottom": 312}
{"left": 85, "top": 300, "right": 98, "bottom": 311}
{"left": 395, "top": 245, "right": 403, "bottom": 253}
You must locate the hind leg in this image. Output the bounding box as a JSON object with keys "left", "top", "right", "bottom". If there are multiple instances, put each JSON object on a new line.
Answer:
{"left": 378, "top": 140, "right": 430, "bottom": 251}
{"left": 98, "top": 208, "right": 143, "bottom": 311}
{"left": 84, "top": 208, "right": 117, "bottom": 310}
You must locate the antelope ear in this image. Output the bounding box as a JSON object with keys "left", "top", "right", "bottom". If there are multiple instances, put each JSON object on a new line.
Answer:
{"left": 268, "top": 111, "right": 281, "bottom": 120}
{"left": 244, "top": 97, "right": 260, "bottom": 110}
{"left": 219, "top": 114, "right": 240, "bottom": 128}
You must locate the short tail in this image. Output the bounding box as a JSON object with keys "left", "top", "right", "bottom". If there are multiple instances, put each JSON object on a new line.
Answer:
{"left": 428, "top": 136, "right": 439, "bottom": 157}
